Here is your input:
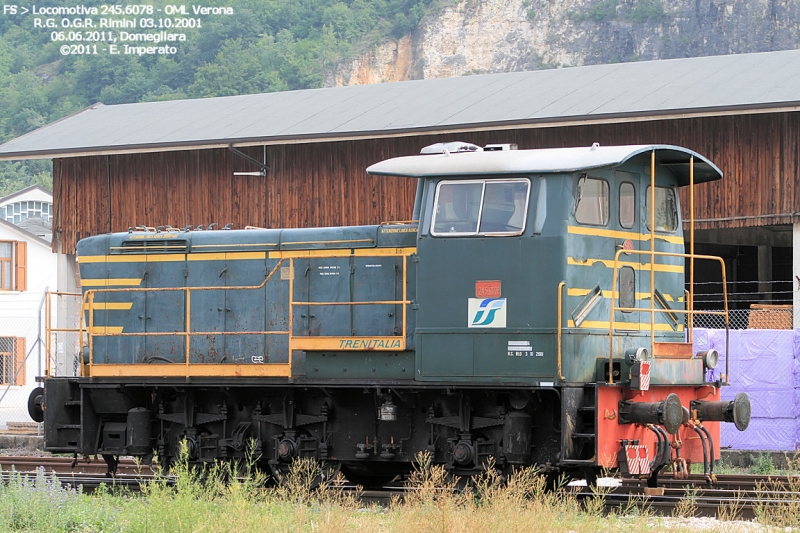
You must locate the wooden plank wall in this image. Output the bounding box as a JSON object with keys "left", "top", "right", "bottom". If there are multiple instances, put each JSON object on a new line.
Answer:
{"left": 53, "top": 111, "right": 800, "bottom": 254}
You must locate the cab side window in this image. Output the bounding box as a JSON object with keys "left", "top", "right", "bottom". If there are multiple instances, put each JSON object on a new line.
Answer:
{"left": 433, "top": 182, "right": 482, "bottom": 233}
{"left": 432, "top": 179, "right": 530, "bottom": 236}
{"left": 575, "top": 176, "right": 609, "bottom": 226}
{"left": 645, "top": 186, "right": 678, "bottom": 233}
{"left": 619, "top": 182, "right": 635, "bottom": 229}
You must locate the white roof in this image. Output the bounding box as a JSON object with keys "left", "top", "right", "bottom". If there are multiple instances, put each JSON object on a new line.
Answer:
{"left": 366, "top": 144, "right": 722, "bottom": 184}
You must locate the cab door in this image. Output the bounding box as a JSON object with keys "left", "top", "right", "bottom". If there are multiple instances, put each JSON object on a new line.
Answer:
{"left": 613, "top": 172, "right": 641, "bottom": 331}
{"left": 415, "top": 176, "right": 555, "bottom": 380}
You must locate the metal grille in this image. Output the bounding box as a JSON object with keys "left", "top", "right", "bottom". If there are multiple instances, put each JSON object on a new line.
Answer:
{"left": 688, "top": 280, "right": 794, "bottom": 330}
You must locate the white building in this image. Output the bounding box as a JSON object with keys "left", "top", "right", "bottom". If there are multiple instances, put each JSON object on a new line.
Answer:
{"left": 0, "top": 186, "right": 57, "bottom": 429}
{"left": 0, "top": 185, "right": 54, "bottom": 227}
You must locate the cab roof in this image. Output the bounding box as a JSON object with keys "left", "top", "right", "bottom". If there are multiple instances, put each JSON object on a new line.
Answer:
{"left": 366, "top": 144, "right": 722, "bottom": 186}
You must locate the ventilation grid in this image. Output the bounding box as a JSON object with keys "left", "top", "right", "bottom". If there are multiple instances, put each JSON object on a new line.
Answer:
{"left": 120, "top": 239, "right": 188, "bottom": 253}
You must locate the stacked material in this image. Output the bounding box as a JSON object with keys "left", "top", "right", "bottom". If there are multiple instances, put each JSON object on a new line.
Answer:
{"left": 693, "top": 328, "right": 797, "bottom": 450}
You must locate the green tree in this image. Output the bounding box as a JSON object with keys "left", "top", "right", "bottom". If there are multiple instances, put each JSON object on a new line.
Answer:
{"left": 0, "top": 0, "right": 441, "bottom": 194}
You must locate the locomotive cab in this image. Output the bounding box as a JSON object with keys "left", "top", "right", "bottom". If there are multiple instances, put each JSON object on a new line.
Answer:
{"left": 369, "top": 142, "right": 750, "bottom": 481}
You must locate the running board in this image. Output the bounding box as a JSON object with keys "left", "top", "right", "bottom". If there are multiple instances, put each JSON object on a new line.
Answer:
{"left": 653, "top": 342, "right": 693, "bottom": 358}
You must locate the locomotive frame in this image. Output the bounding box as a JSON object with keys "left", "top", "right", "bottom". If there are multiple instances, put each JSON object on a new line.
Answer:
{"left": 32, "top": 142, "right": 750, "bottom": 486}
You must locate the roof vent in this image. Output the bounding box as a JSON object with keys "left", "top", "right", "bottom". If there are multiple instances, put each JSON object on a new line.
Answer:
{"left": 420, "top": 142, "right": 482, "bottom": 155}
{"left": 484, "top": 143, "right": 518, "bottom": 151}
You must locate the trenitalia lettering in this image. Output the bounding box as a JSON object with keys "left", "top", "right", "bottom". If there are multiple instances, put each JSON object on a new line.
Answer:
{"left": 338, "top": 338, "right": 402, "bottom": 349}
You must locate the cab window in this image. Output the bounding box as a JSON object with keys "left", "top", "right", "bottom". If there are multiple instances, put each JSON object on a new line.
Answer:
{"left": 645, "top": 186, "right": 678, "bottom": 233}
{"left": 619, "top": 182, "right": 636, "bottom": 229}
{"left": 575, "top": 176, "right": 609, "bottom": 226}
{"left": 431, "top": 179, "right": 530, "bottom": 236}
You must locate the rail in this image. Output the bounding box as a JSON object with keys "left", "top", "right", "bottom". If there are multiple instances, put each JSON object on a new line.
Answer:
{"left": 72, "top": 249, "right": 414, "bottom": 378}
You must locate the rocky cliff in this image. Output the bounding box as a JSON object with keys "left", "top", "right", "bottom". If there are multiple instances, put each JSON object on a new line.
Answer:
{"left": 326, "top": 0, "right": 800, "bottom": 85}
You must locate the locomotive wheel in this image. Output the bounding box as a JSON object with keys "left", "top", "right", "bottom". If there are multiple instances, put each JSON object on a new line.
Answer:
{"left": 27, "top": 387, "right": 44, "bottom": 423}
{"left": 340, "top": 464, "right": 401, "bottom": 489}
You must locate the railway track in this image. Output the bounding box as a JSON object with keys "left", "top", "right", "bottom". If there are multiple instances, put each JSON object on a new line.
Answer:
{"left": 0, "top": 455, "right": 152, "bottom": 476}
{"left": 2, "top": 456, "right": 798, "bottom": 520}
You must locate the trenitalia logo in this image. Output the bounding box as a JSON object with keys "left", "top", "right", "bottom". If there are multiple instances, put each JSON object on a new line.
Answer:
{"left": 468, "top": 298, "right": 507, "bottom": 328}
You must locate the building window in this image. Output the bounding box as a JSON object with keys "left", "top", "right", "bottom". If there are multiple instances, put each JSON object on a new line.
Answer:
{"left": 575, "top": 176, "right": 609, "bottom": 226}
{"left": 1, "top": 201, "right": 53, "bottom": 223}
{"left": 0, "top": 241, "right": 27, "bottom": 291}
{"left": 0, "top": 337, "right": 25, "bottom": 385}
{"left": 431, "top": 178, "right": 530, "bottom": 236}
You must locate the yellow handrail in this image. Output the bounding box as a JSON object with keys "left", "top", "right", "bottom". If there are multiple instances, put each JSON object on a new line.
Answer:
{"left": 607, "top": 248, "right": 729, "bottom": 384}
{"left": 44, "top": 291, "right": 82, "bottom": 377}
{"left": 557, "top": 281, "right": 566, "bottom": 382}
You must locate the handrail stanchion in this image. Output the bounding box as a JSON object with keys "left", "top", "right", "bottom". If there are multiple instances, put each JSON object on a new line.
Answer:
{"left": 185, "top": 289, "right": 191, "bottom": 371}
{"left": 608, "top": 250, "right": 623, "bottom": 384}
{"left": 288, "top": 258, "right": 294, "bottom": 371}
{"left": 557, "top": 281, "right": 566, "bottom": 382}
{"left": 87, "top": 291, "right": 95, "bottom": 376}
{"left": 649, "top": 150, "right": 656, "bottom": 352}
{"left": 45, "top": 292, "right": 51, "bottom": 377}
{"left": 689, "top": 156, "right": 695, "bottom": 344}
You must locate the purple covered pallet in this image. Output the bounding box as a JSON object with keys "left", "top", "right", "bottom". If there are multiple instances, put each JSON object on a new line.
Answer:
{"left": 693, "top": 328, "right": 799, "bottom": 451}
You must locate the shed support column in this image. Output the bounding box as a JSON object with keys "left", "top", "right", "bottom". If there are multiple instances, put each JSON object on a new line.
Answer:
{"left": 758, "top": 245, "right": 772, "bottom": 302}
{"left": 794, "top": 223, "right": 800, "bottom": 329}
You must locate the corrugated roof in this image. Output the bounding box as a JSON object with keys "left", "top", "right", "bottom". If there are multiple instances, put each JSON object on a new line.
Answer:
{"left": 2, "top": 49, "right": 800, "bottom": 160}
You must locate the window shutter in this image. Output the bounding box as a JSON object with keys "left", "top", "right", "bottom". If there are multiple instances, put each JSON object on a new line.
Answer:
{"left": 14, "top": 241, "right": 26, "bottom": 291}
{"left": 14, "top": 337, "right": 25, "bottom": 386}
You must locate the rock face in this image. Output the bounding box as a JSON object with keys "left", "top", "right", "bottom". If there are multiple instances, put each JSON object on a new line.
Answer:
{"left": 326, "top": 0, "right": 800, "bottom": 85}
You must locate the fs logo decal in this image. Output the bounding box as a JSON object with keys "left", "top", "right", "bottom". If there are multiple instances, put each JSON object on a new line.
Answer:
{"left": 468, "top": 298, "right": 507, "bottom": 328}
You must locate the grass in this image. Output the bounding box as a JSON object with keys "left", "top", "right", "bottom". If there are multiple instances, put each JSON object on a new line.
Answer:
{"left": 0, "top": 449, "right": 776, "bottom": 532}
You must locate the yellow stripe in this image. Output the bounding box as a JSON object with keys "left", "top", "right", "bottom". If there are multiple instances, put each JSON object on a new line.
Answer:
{"left": 88, "top": 326, "right": 124, "bottom": 334}
{"left": 354, "top": 247, "right": 415, "bottom": 256}
{"left": 281, "top": 239, "right": 374, "bottom": 246}
{"left": 145, "top": 255, "right": 186, "bottom": 262}
{"left": 83, "top": 302, "right": 133, "bottom": 311}
{"left": 567, "top": 225, "right": 683, "bottom": 245}
{"left": 270, "top": 247, "right": 416, "bottom": 259}
{"left": 81, "top": 278, "right": 142, "bottom": 287}
{"left": 191, "top": 243, "right": 278, "bottom": 249}
{"left": 87, "top": 363, "right": 291, "bottom": 378}
{"left": 567, "top": 320, "right": 684, "bottom": 332}
{"left": 291, "top": 336, "right": 406, "bottom": 351}
{"left": 186, "top": 252, "right": 267, "bottom": 261}
{"left": 80, "top": 255, "right": 187, "bottom": 263}
{"left": 567, "top": 257, "right": 684, "bottom": 273}
{"left": 82, "top": 248, "right": 415, "bottom": 263}
{"left": 567, "top": 288, "right": 680, "bottom": 301}
{"left": 78, "top": 256, "right": 106, "bottom": 263}
{"left": 225, "top": 252, "right": 267, "bottom": 260}
{"left": 188, "top": 252, "right": 225, "bottom": 261}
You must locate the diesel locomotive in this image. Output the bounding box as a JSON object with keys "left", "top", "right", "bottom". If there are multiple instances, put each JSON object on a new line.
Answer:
{"left": 31, "top": 142, "right": 750, "bottom": 486}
